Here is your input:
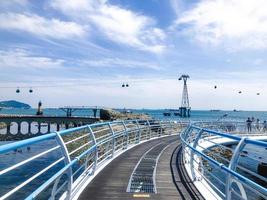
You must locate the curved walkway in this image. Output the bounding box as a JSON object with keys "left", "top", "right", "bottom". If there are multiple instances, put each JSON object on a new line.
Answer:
{"left": 78, "top": 135, "right": 203, "bottom": 200}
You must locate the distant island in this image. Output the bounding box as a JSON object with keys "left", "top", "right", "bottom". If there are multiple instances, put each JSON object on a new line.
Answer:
{"left": 0, "top": 100, "right": 31, "bottom": 109}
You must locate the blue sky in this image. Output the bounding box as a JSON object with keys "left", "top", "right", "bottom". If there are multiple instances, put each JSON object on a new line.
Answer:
{"left": 0, "top": 0, "right": 267, "bottom": 110}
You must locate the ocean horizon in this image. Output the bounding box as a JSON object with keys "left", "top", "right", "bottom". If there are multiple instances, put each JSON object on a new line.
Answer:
{"left": 1, "top": 108, "right": 267, "bottom": 122}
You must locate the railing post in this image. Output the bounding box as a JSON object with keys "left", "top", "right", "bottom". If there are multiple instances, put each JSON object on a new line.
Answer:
{"left": 108, "top": 123, "right": 115, "bottom": 157}
{"left": 190, "top": 128, "right": 203, "bottom": 181}
{"left": 226, "top": 137, "right": 247, "bottom": 200}
{"left": 146, "top": 120, "right": 151, "bottom": 139}
{"left": 183, "top": 125, "right": 192, "bottom": 140}
{"left": 87, "top": 125, "right": 98, "bottom": 175}
{"left": 122, "top": 122, "right": 128, "bottom": 149}
{"left": 159, "top": 121, "right": 163, "bottom": 137}
{"left": 135, "top": 120, "right": 141, "bottom": 143}
{"left": 169, "top": 120, "right": 173, "bottom": 135}
{"left": 182, "top": 126, "right": 192, "bottom": 164}
{"left": 54, "top": 131, "right": 72, "bottom": 200}
{"left": 18, "top": 122, "right": 21, "bottom": 134}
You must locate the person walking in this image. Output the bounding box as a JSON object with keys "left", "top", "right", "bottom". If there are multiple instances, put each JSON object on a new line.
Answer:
{"left": 246, "top": 117, "right": 252, "bottom": 133}
{"left": 263, "top": 120, "right": 267, "bottom": 132}
{"left": 256, "top": 119, "right": 260, "bottom": 131}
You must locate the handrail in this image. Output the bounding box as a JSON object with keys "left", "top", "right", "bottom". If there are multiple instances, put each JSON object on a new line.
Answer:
{"left": 181, "top": 122, "right": 267, "bottom": 200}
{"left": 0, "top": 119, "right": 187, "bottom": 200}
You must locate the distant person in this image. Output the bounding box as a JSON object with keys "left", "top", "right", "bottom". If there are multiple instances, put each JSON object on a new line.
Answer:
{"left": 246, "top": 117, "right": 252, "bottom": 132}
{"left": 256, "top": 119, "right": 260, "bottom": 131}
{"left": 263, "top": 121, "right": 267, "bottom": 132}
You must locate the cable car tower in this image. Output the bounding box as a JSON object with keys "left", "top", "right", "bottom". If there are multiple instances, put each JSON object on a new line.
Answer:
{"left": 178, "top": 74, "right": 191, "bottom": 117}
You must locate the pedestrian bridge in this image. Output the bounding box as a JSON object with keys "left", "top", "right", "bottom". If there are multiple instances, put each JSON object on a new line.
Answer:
{"left": 0, "top": 120, "right": 266, "bottom": 200}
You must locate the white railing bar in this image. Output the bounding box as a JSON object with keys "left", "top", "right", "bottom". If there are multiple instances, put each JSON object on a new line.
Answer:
{"left": 231, "top": 176, "right": 267, "bottom": 199}
{"left": 0, "top": 145, "right": 60, "bottom": 176}
{"left": 236, "top": 165, "right": 267, "bottom": 183}
{"left": 95, "top": 133, "right": 112, "bottom": 141}
{"left": 65, "top": 133, "right": 89, "bottom": 145}
{"left": 201, "top": 165, "right": 226, "bottom": 186}
{"left": 196, "top": 145, "right": 231, "bottom": 164}
{"left": 190, "top": 162, "right": 226, "bottom": 198}
{"left": 69, "top": 141, "right": 93, "bottom": 156}
{"left": 201, "top": 137, "right": 234, "bottom": 152}
{"left": 92, "top": 127, "right": 110, "bottom": 134}
{"left": 52, "top": 180, "right": 68, "bottom": 199}
{"left": 1, "top": 157, "right": 64, "bottom": 200}
{"left": 230, "top": 189, "right": 246, "bottom": 200}
{"left": 97, "top": 149, "right": 113, "bottom": 161}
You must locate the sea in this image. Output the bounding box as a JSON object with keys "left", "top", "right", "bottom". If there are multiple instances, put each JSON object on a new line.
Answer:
{"left": 1, "top": 108, "right": 267, "bottom": 122}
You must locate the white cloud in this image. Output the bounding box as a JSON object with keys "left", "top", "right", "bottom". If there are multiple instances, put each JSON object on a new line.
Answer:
{"left": 0, "top": 49, "right": 64, "bottom": 69}
{"left": 0, "top": 13, "right": 87, "bottom": 40}
{"left": 82, "top": 58, "right": 161, "bottom": 70}
{"left": 50, "top": 0, "right": 97, "bottom": 14}
{"left": 253, "top": 58, "right": 264, "bottom": 66}
{"left": 50, "top": 0, "right": 166, "bottom": 53}
{"left": 170, "top": 0, "right": 186, "bottom": 17}
{"left": 175, "top": 0, "right": 267, "bottom": 50}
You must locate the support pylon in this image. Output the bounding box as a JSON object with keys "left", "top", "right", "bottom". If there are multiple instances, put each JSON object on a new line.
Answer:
{"left": 178, "top": 75, "right": 191, "bottom": 117}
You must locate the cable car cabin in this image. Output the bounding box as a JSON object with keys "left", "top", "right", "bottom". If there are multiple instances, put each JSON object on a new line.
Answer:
{"left": 122, "top": 83, "right": 129, "bottom": 87}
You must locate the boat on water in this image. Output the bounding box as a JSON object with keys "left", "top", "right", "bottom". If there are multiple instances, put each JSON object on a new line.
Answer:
{"left": 122, "top": 109, "right": 132, "bottom": 114}
{"left": 163, "top": 109, "right": 181, "bottom": 117}
{"left": 233, "top": 109, "right": 242, "bottom": 112}
{"left": 174, "top": 112, "right": 180, "bottom": 116}
{"left": 163, "top": 112, "right": 171, "bottom": 116}
{"left": 210, "top": 109, "right": 221, "bottom": 112}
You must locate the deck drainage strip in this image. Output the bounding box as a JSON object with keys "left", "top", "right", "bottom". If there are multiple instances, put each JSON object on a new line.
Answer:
{"left": 126, "top": 142, "right": 171, "bottom": 194}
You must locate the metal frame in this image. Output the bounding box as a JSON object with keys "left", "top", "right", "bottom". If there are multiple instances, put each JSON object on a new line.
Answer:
{"left": 181, "top": 122, "right": 267, "bottom": 200}
{"left": 0, "top": 119, "right": 186, "bottom": 200}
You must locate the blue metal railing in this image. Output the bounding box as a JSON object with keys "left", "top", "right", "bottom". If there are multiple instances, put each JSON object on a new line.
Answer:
{"left": 0, "top": 119, "right": 185, "bottom": 200}
{"left": 181, "top": 122, "right": 267, "bottom": 200}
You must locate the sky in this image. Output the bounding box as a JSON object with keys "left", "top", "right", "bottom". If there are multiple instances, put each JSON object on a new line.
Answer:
{"left": 0, "top": 0, "right": 267, "bottom": 110}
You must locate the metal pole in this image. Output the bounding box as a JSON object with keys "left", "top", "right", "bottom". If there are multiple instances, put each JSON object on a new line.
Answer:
{"left": 122, "top": 122, "right": 128, "bottom": 149}
{"left": 87, "top": 125, "right": 98, "bottom": 175}
{"left": 159, "top": 120, "right": 162, "bottom": 137}
{"left": 108, "top": 123, "right": 115, "bottom": 157}
{"left": 226, "top": 137, "right": 247, "bottom": 200}
{"left": 146, "top": 120, "right": 151, "bottom": 139}
{"left": 136, "top": 120, "right": 141, "bottom": 143}
{"left": 169, "top": 120, "right": 173, "bottom": 135}
{"left": 190, "top": 129, "right": 203, "bottom": 181}
{"left": 54, "top": 131, "right": 72, "bottom": 200}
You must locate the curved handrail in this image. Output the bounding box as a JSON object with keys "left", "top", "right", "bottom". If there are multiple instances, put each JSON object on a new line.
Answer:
{"left": 0, "top": 119, "right": 186, "bottom": 200}
{"left": 181, "top": 122, "right": 267, "bottom": 200}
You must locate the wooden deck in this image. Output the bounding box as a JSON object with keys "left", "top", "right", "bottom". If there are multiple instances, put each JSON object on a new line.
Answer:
{"left": 78, "top": 135, "right": 203, "bottom": 200}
